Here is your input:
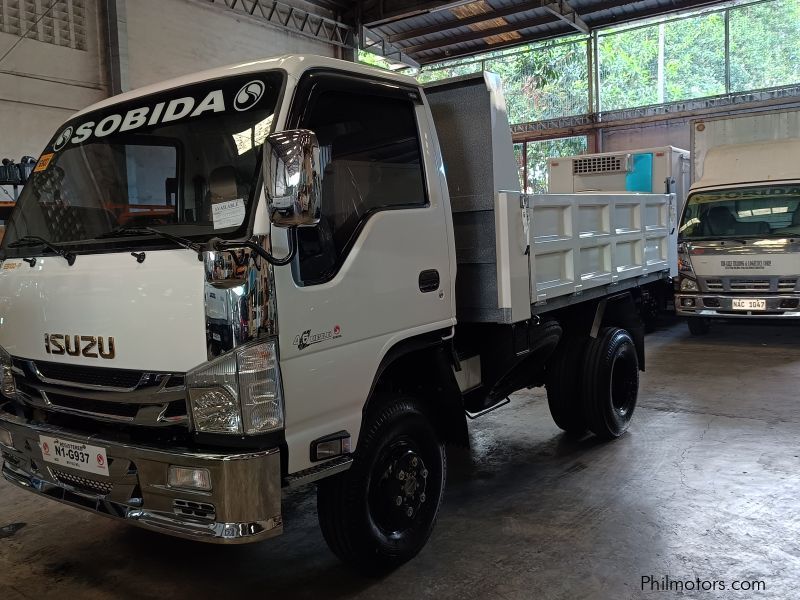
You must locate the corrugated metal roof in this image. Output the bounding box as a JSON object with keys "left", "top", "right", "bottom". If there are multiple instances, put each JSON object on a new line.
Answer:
{"left": 355, "top": 0, "right": 729, "bottom": 64}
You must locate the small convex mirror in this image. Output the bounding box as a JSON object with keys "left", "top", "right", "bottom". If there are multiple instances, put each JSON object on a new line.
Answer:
{"left": 263, "top": 129, "right": 321, "bottom": 228}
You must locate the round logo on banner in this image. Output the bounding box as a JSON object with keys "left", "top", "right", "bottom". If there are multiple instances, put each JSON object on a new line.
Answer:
{"left": 52, "top": 126, "right": 73, "bottom": 151}
{"left": 234, "top": 80, "right": 265, "bottom": 112}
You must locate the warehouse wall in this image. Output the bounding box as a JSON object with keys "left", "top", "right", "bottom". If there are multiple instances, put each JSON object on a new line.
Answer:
{"left": 601, "top": 120, "right": 692, "bottom": 153}
{"left": 123, "top": 0, "right": 337, "bottom": 90}
{"left": 0, "top": 0, "right": 107, "bottom": 166}
{"left": 0, "top": 0, "right": 339, "bottom": 183}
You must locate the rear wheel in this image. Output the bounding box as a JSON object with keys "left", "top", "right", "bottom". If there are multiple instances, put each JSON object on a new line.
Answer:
{"left": 582, "top": 327, "right": 639, "bottom": 440}
{"left": 545, "top": 336, "right": 588, "bottom": 434}
{"left": 317, "top": 395, "right": 445, "bottom": 573}
{"left": 687, "top": 317, "right": 710, "bottom": 336}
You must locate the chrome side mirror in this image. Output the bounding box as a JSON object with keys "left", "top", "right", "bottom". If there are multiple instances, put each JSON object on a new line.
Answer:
{"left": 263, "top": 129, "right": 321, "bottom": 228}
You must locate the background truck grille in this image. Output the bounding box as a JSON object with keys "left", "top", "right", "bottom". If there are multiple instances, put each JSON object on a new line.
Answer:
{"left": 51, "top": 469, "right": 113, "bottom": 496}
{"left": 778, "top": 278, "right": 797, "bottom": 292}
{"left": 705, "top": 279, "right": 723, "bottom": 292}
{"left": 729, "top": 279, "right": 771, "bottom": 292}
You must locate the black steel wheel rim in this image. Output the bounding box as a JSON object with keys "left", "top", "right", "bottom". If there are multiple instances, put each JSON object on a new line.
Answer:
{"left": 368, "top": 436, "right": 430, "bottom": 536}
{"left": 610, "top": 348, "right": 637, "bottom": 416}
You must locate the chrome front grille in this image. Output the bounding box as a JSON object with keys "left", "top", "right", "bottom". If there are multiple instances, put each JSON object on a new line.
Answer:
{"left": 51, "top": 469, "right": 113, "bottom": 496}
{"left": 701, "top": 276, "right": 799, "bottom": 294}
{"left": 11, "top": 357, "right": 188, "bottom": 428}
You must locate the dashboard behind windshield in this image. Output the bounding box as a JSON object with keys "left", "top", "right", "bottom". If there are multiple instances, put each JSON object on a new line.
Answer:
{"left": 679, "top": 185, "right": 800, "bottom": 240}
{"left": 2, "top": 71, "right": 284, "bottom": 255}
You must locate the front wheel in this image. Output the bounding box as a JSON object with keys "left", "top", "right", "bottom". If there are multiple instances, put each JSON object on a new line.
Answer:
{"left": 582, "top": 327, "right": 639, "bottom": 440}
{"left": 317, "top": 395, "right": 446, "bottom": 573}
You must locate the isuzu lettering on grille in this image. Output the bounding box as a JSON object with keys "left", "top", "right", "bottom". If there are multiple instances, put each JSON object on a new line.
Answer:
{"left": 44, "top": 334, "right": 115, "bottom": 359}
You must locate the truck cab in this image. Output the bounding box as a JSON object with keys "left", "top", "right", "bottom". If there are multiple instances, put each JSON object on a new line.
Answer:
{"left": 675, "top": 139, "right": 800, "bottom": 334}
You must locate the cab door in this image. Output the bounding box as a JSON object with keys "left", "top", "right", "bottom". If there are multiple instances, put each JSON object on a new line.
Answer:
{"left": 273, "top": 70, "right": 455, "bottom": 473}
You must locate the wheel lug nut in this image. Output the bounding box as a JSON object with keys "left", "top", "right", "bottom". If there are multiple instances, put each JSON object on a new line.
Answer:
{"left": 419, "top": 493, "right": 426, "bottom": 503}
{"left": 395, "top": 496, "right": 403, "bottom": 506}
{"left": 411, "top": 457, "right": 418, "bottom": 467}
{"left": 397, "top": 471, "right": 405, "bottom": 481}
{"left": 421, "top": 469, "right": 428, "bottom": 478}
{"left": 406, "top": 507, "right": 414, "bottom": 517}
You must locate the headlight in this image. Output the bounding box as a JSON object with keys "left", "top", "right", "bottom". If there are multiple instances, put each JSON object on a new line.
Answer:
{"left": 0, "top": 346, "right": 16, "bottom": 400}
{"left": 680, "top": 277, "right": 699, "bottom": 292}
{"left": 678, "top": 244, "right": 694, "bottom": 274}
{"left": 187, "top": 340, "right": 283, "bottom": 435}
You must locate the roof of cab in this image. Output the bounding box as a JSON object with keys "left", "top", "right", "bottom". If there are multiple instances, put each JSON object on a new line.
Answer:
{"left": 73, "top": 54, "right": 419, "bottom": 119}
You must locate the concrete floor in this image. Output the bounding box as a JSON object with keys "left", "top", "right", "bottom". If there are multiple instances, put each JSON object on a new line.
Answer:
{"left": 1, "top": 317, "right": 799, "bottom": 599}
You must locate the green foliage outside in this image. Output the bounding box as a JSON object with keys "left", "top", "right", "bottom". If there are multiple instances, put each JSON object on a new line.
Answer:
{"left": 729, "top": 0, "right": 800, "bottom": 91}
{"left": 418, "top": 0, "right": 800, "bottom": 120}
{"left": 362, "top": 0, "right": 800, "bottom": 192}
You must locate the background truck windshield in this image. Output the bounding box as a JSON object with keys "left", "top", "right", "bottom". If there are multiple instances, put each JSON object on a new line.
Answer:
{"left": 679, "top": 185, "right": 800, "bottom": 239}
{"left": 1, "top": 72, "right": 282, "bottom": 253}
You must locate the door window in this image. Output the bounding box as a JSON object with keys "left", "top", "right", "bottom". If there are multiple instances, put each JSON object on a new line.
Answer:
{"left": 292, "top": 75, "right": 427, "bottom": 284}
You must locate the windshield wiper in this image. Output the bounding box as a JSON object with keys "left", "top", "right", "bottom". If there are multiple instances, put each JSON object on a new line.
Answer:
{"left": 7, "top": 235, "right": 76, "bottom": 266}
{"left": 96, "top": 226, "right": 204, "bottom": 258}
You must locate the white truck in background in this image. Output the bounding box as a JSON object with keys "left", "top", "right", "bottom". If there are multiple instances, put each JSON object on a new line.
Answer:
{"left": 675, "top": 109, "right": 800, "bottom": 334}
{"left": 0, "top": 57, "right": 674, "bottom": 571}
{"left": 548, "top": 146, "right": 688, "bottom": 326}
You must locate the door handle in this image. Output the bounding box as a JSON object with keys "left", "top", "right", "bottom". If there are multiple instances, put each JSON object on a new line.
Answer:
{"left": 418, "top": 269, "right": 440, "bottom": 293}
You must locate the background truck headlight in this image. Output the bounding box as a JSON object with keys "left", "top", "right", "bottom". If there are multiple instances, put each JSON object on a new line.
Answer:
{"left": 680, "top": 277, "right": 699, "bottom": 292}
{"left": 187, "top": 340, "right": 283, "bottom": 435}
{"left": 0, "top": 345, "right": 16, "bottom": 400}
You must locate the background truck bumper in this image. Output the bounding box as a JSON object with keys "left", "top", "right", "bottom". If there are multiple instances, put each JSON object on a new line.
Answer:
{"left": 675, "top": 294, "right": 800, "bottom": 318}
{"left": 0, "top": 406, "right": 282, "bottom": 544}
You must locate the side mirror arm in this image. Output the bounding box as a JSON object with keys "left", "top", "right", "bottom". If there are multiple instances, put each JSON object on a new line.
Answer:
{"left": 213, "top": 227, "right": 297, "bottom": 267}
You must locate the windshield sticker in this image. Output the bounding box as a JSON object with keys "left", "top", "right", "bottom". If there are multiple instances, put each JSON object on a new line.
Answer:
{"left": 212, "top": 198, "right": 246, "bottom": 229}
{"left": 50, "top": 79, "right": 266, "bottom": 151}
{"left": 234, "top": 80, "right": 265, "bottom": 111}
{"left": 33, "top": 153, "right": 54, "bottom": 172}
{"left": 720, "top": 260, "right": 772, "bottom": 270}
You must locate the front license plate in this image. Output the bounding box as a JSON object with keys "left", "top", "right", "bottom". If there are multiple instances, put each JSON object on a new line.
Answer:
{"left": 732, "top": 298, "right": 766, "bottom": 311}
{"left": 39, "top": 435, "right": 109, "bottom": 476}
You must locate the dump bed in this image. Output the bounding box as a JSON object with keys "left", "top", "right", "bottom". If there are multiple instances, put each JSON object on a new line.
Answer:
{"left": 426, "top": 73, "right": 676, "bottom": 324}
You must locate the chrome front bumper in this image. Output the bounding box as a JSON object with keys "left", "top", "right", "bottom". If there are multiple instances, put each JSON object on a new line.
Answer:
{"left": 0, "top": 405, "right": 283, "bottom": 544}
{"left": 675, "top": 293, "right": 800, "bottom": 318}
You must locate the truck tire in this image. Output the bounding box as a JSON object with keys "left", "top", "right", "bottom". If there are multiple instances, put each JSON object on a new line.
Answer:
{"left": 316, "top": 395, "right": 446, "bottom": 573}
{"left": 687, "top": 318, "right": 710, "bottom": 336}
{"left": 581, "top": 327, "right": 639, "bottom": 440}
{"left": 545, "top": 336, "right": 587, "bottom": 434}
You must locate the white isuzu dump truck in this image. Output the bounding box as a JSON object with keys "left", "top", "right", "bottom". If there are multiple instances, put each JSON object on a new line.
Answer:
{"left": 676, "top": 109, "right": 800, "bottom": 334}
{"left": 0, "top": 56, "right": 675, "bottom": 571}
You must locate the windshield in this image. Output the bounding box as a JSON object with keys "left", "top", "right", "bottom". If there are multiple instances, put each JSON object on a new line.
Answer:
{"left": 2, "top": 72, "right": 283, "bottom": 256}
{"left": 679, "top": 185, "right": 800, "bottom": 240}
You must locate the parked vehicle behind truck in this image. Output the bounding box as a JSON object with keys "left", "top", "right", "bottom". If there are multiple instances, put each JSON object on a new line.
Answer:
{"left": 0, "top": 57, "right": 674, "bottom": 571}
{"left": 676, "top": 109, "right": 800, "bottom": 334}
{"left": 548, "top": 146, "right": 687, "bottom": 327}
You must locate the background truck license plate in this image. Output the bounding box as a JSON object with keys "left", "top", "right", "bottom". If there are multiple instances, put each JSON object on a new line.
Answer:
{"left": 732, "top": 298, "right": 766, "bottom": 310}
{"left": 39, "top": 435, "right": 110, "bottom": 476}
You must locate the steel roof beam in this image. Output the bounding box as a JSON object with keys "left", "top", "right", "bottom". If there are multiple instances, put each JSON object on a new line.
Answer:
{"left": 388, "top": 2, "right": 554, "bottom": 43}
{"left": 541, "top": 0, "right": 588, "bottom": 34}
{"left": 402, "top": 12, "right": 556, "bottom": 54}
{"left": 416, "top": 25, "right": 573, "bottom": 63}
